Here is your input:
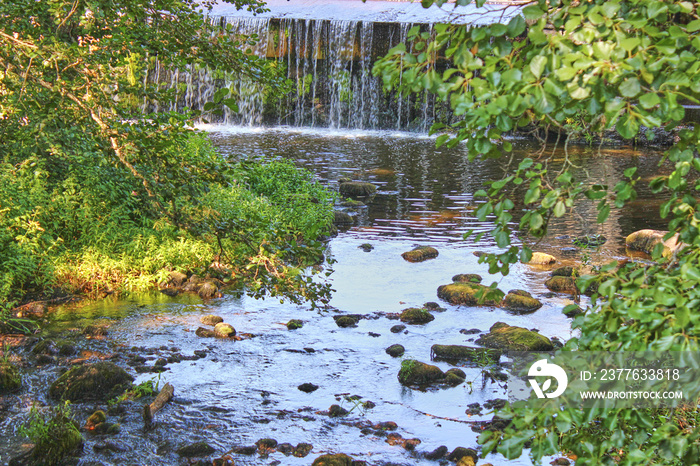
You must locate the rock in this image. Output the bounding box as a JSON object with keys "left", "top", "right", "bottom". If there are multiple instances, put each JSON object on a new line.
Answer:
{"left": 528, "top": 252, "right": 557, "bottom": 265}
{"left": 390, "top": 324, "right": 406, "bottom": 333}
{"left": 312, "top": 453, "right": 357, "bottom": 466}
{"left": 358, "top": 243, "right": 373, "bottom": 252}
{"left": 398, "top": 360, "right": 445, "bottom": 386}
{"left": 399, "top": 308, "right": 434, "bottom": 325}
{"left": 502, "top": 290, "right": 543, "bottom": 313}
{"left": 287, "top": 319, "right": 304, "bottom": 330}
{"left": 445, "top": 372, "right": 465, "bottom": 386}
{"left": 86, "top": 410, "right": 107, "bottom": 427}
{"left": 476, "top": 322, "right": 554, "bottom": 352}
{"left": 14, "top": 302, "right": 47, "bottom": 319}
{"left": 214, "top": 322, "right": 236, "bottom": 338}
{"left": 83, "top": 325, "right": 108, "bottom": 337}
{"left": 198, "top": 281, "right": 219, "bottom": 299}
{"left": 545, "top": 276, "right": 578, "bottom": 294}
{"left": 232, "top": 445, "right": 257, "bottom": 455}
{"left": 385, "top": 344, "right": 405, "bottom": 358}
{"left": 0, "top": 361, "right": 21, "bottom": 393}
{"left": 334, "top": 315, "right": 361, "bottom": 328}
{"left": 626, "top": 229, "right": 681, "bottom": 257}
{"left": 437, "top": 283, "right": 502, "bottom": 306}
{"left": 298, "top": 383, "right": 319, "bottom": 393}
{"left": 200, "top": 315, "right": 224, "bottom": 326}
{"left": 58, "top": 343, "right": 77, "bottom": 356}
{"left": 177, "top": 442, "right": 215, "bottom": 457}
{"left": 32, "top": 340, "right": 59, "bottom": 355}
{"left": 551, "top": 266, "right": 576, "bottom": 277}
{"left": 36, "top": 354, "right": 56, "bottom": 365}
{"left": 168, "top": 270, "right": 189, "bottom": 287}
{"left": 339, "top": 182, "right": 377, "bottom": 198}
{"left": 339, "top": 199, "right": 365, "bottom": 207}
{"left": 551, "top": 458, "right": 572, "bottom": 465}
{"left": 195, "top": 327, "right": 216, "bottom": 338}
{"left": 49, "top": 362, "right": 134, "bottom": 402}
{"left": 328, "top": 404, "right": 349, "bottom": 417}
{"left": 456, "top": 456, "right": 476, "bottom": 466}
{"left": 256, "top": 438, "right": 278, "bottom": 449}
{"left": 423, "top": 301, "right": 445, "bottom": 311}
{"left": 293, "top": 443, "right": 313, "bottom": 457}
{"left": 573, "top": 234, "right": 606, "bottom": 247}
{"left": 452, "top": 274, "right": 482, "bottom": 283}
{"left": 182, "top": 275, "right": 204, "bottom": 292}
{"left": 31, "top": 412, "right": 83, "bottom": 464}
{"left": 333, "top": 211, "right": 354, "bottom": 226}
{"left": 401, "top": 246, "right": 439, "bottom": 262}
{"left": 430, "top": 345, "right": 500, "bottom": 364}
{"left": 425, "top": 445, "right": 448, "bottom": 460}
{"left": 160, "top": 287, "right": 179, "bottom": 297}
{"left": 448, "top": 447, "right": 478, "bottom": 463}
{"left": 460, "top": 328, "right": 481, "bottom": 335}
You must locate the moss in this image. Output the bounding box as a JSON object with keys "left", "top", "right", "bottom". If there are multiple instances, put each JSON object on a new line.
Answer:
{"left": 385, "top": 344, "right": 405, "bottom": 357}
{"left": 476, "top": 322, "right": 554, "bottom": 352}
{"left": 502, "top": 290, "right": 543, "bottom": 313}
{"left": 328, "top": 404, "right": 349, "bottom": 418}
{"left": 32, "top": 415, "right": 83, "bottom": 465}
{"left": 177, "top": 441, "right": 215, "bottom": 457}
{"left": 528, "top": 252, "right": 557, "bottom": 265}
{"left": 198, "top": 281, "right": 219, "bottom": 299}
{"left": 358, "top": 243, "right": 373, "bottom": 252}
{"left": 551, "top": 266, "right": 576, "bottom": 277}
{"left": 195, "top": 327, "right": 216, "bottom": 338}
{"left": 49, "top": 362, "right": 134, "bottom": 402}
{"left": 256, "top": 438, "right": 278, "bottom": 449}
{"left": 311, "top": 453, "right": 355, "bottom": 466}
{"left": 445, "top": 372, "right": 465, "bottom": 386}
{"left": 398, "top": 359, "right": 445, "bottom": 386}
{"left": 334, "top": 315, "right": 361, "bottom": 328}
{"left": 339, "top": 182, "right": 376, "bottom": 198}
{"left": 399, "top": 308, "right": 435, "bottom": 324}
{"left": 452, "top": 274, "right": 482, "bottom": 283}
{"left": 545, "top": 276, "right": 578, "bottom": 294}
{"left": 437, "top": 283, "right": 502, "bottom": 306}
{"left": 0, "top": 361, "right": 21, "bottom": 393}
{"left": 430, "top": 345, "right": 501, "bottom": 364}
{"left": 333, "top": 211, "right": 354, "bottom": 225}
{"left": 200, "top": 315, "right": 223, "bottom": 326}
{"left": 214, "top": 322, "right": 236, "bottom": 338}
{"left": 401, "top": 246, "right": 439, "bottom": 263}
{"left": 287, "top": 319, "right": 303, "bottom": 330}
{"left": 86, "top": 410, "right": 106, "bottom": 426}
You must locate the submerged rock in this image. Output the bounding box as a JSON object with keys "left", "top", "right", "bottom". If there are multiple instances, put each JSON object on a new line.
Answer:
{"left": 339, "top": 182, "right": 377, "bottom": 198}
{"left": 390, "top": 324, "right": 406, "bottom": 333}
{"left": 448, "top": 447, "right": 478, "bottom": 463}
{"left": 437, "top": 283, "right": 502, "bottom": 306}
{"left": 333, "top": 211, "right": 354, "bottom": 225}
{"left": 545, "top": 276, "right": 578, "bottom": 294}
{"left": 401, "top": 246, "right": 439, "bottom": 263}
{"left": 551, "top": 266, "right": 576, "bottom": 277}
{"left": 502, "top": 290, "right": 543, "bottom": 313}
{"left": 177, "top": 441, "right": 215, "bottom": 457}
{"left": 528, "top": 252, "right": 557, "bottom": 265}
{"left": 0, "top": 361, "right": 21, "bottom": 393}
{"left": 385, "top": 344, "right": 405, "bottom": 358}
{"left": 399, "top": 308, "right": 434, "bottom": 325}
{"left": 397, "top": 359, "right": 445, "bottom": 386}
{"left": 200, "top": 315, "right": 224, "bottom": 326}
{"left": 49, "top": 362, "right": 134, "bottom": 402}
{"left": 626, "top": 229, "right": 681, "bottom": 257}
{"left": 198, "top": 281, "right": 220, "bottom": 299}
{"left": 293, "top": 443, "right": 313, "bottom": 457}
{"left": 430, "top": 345, "right": 501, "bottom": 364}
{"left": 476, "top": 322, "right": 554, "bottom": 352}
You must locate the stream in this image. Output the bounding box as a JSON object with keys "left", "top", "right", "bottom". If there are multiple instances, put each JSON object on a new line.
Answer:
{"left": 0, "top": 126, "right": 669, "bottom": 466}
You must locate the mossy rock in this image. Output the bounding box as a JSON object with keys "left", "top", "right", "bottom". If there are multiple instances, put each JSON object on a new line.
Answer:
{"left": 401, "top": 246, "right": 438, "bottom": 263}
{"left": 177, "top": 441, "right": 215, "bottom": 457}
{"left": 200, "top": 315, "right": 223, "bottom": 326}
{"left": 339, "top": 182, "right": 377, "bottom": 198}
{"left": 385, "top": 344, "right": 405, "bottom": 358}
{"left": 358, "top": 243, "right": 374, "bottom": 252}
{"left": 311, "top": 453, "right": 355, "bottom": 466}
{"left": 198, "top": 281, "right": 219, "bottom": 299}
{"left": 445, "top": 372, "right": 465, "bottom": 386}
{"left": 32, "top": 415, "right": 83, "bottom": 464}
{"left": 168, "top": 270, "right": 188, "bottom": 287}
{"left": 551, "top": 266, "right": 576, "bottom": 277}
{"left": 452, "top": 274, "right": 482, "bottom": 283}
{"left": 195, "top": 327, "right": 216, "bottom": 338}
{"left": 334, "top": 315, "right": 361, "bottom": 328}
{"left": 398, "top": 359, "right": 445, "bottom": 386}
{"left": 437, "top": 283, "right": 501, "bottom": 306}
{"left": 626, "top": 229, "right": 681, "bottom": 257}
{"left": 214, "top": 322, "right": 236, "bottom": 338}
{"left": 430, "top": 345, "right": 501, "bottom": 364}
{"left": 528, "top": 252, "right": 557, "bottom": 265}
{"left": 49, "top": 362, "right": 134, "bottom": 402}
{"left": 328, "top": 404, "right": 349, "bottom": 418}
{"left": 287, "top": 319, "right": 303, "bottom": 330}
{"left": 476, "top": 322, "right": 554, "bottom": 352}
{"left": 502, "top": 290, "right": 543, "bottom": 313}
{"left": 339, "top": 199, "right": 365, "bottom": 207}
{"left": 573, "top": 234, "right": 606, "bottom": 247}
{"left": 333, "top": 211, "right": 354, "bottom": 225}
{"left": 0, "top": 361, "right": 21, "bottom": 393}
{"left": 399, "top": 308, "right": 434, "bottom": 325}
{"left": 545, "top": 276, "right": 578, "bottom": 294}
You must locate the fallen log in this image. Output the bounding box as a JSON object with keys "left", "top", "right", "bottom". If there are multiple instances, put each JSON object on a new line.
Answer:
{"left": 143, "top": 382, "right": 174, "bottom": 429}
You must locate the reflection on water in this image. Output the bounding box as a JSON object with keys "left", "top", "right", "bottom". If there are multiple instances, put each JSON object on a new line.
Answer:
{"left": 0, "top": 126, "right": 670, "bottom": 466}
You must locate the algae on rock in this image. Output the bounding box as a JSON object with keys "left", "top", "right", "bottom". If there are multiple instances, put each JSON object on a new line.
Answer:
{"left": 49, "top": 362, "right": 134, "bottom": 402}
{"left": 476, "top": 322, "right": 554, "bottom": 352}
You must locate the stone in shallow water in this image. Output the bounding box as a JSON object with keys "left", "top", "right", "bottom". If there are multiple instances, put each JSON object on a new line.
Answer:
{"left": 528, "top": 252, "right": 557, "bottom": 265}
{"left": 399, "top": 308, "right": 434, "bottom": 324}
{"left": 437, "top": 282, "right": 502, "bottom": 306}
{"left": 545, "top": 276, "right": 577, "bottom": 294}
{"left": 177, "top": 441, "right": 215, "bottom": 457}
{"left": 475, "top": 322, "right": 554, "bottom": 352}
{"left": 430, "top": 345, "right": 501, "bottom": 364}
{"left": 385, "top": 344, "right": 405, "bottom": 358}
{"left": 298, "top": 382, "right": 319, "bottom": 393}
{"left": 311, "top": 453, "right": 355, "bottom": 466}
{"left": 200, "top": 315, "right": 223, "bottom": 326}
{"left": 397, "top": 359, "right": 445, "bottom": 386}
{"left": 49, "top": 362, "right": 134, "bottom": 402}
{"left": 339, "top": 181, "right": 377, "bottom": 198}
{"left": 502, "top": 290, "right": 543, "bottom": 313}
{"left": 401, "top": 246, "right": 438, "bottom": 262}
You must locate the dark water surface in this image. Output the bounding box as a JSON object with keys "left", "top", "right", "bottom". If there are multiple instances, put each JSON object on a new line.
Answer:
{"left": 0, "top": 127, "right": 668, "bottom": 465}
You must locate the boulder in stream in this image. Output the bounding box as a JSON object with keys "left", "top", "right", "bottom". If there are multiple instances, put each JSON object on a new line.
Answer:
{"left": 437, "top": 282, "right": 502, "bottom": 306}
{"left": 397, "top": 359, "right": 445, "bottom": 386}
{"left": 452, "top": 274, "right": 482, "bottom": 284}
{"left": 527, "top": 252, "right": 557, "bottom": 265}
{"left": 430, "top": 345, "right": 500, "bottom": 364}
{"left": 311, "top": 453, "right": 357, "bottom": 466}
{"left": 200, "top": 315, "right": 224, "bottom": 326}
{"left": 502, "top": 290, "right": 543, "bottom": 313}
{"left": 401, "top": 246, "right": 439, "bottom": 262}
{"left": 545, "top": 276, "right": 578, "bottom": 294}
{"left": 177, "top": 441, "right": 215, "bottom": 457}
{"left": 385, "top": 344, "right": 405, "bottom": 358}
{"left": 333, "top": 211, "right": 354, "bottom": 226}
{"left": 399, "top": 308, "right": 434, "bottom": 324}
{"left": 49, "top": 362, "right": 134, "bottom": 402}
{"left": 214, "top": 322, "right": 236, "bottom": 338}
{"left": 339, "top": 182, "right": 377, "bottom": 198}
{"left": 476, "top": 322, "right": 554, "bottom": 352}
{"left": 626, "top": 229, "right": 681, "bottom": 257}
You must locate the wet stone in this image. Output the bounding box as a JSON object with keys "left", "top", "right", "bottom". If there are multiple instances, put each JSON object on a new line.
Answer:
{"left": 293, "top": 443, "right": 313, "bottom": 458}
{"left": 385, "top": 344, "right": 405, "bottom": 358}
{"left": 452, "top": 274, "right": 482, "bottom": 284}
{"left": 328, "top": 404, "right": 349, "bottom": 417}
{"left": 195, "top": 327, "right": 216, "bottom": 338}
{"left": 256, "top": 438, "right": 278, "bottom": 449}
{"left": 287, "top": 319, "right": 303, "bottom": 330}
{"left": 358, "top": 243, "right": 374, "bottom": 252}
{"left": 232, "top": 445, "right": 257, "bottom": 455}
{"left": 423, "top": 301, "right": 446, "bottom": 312}
{"left": 298, "top": 383, "right": 319, "bottom": 393}
{"left": 334, "top": 315, "right": 361, "bottom": 328}
{"left": 460, "top": 328, "right": 481, "bottom": 335}
{"left": 399, "top": 308, "right": 434, "bottom": 325}
{"left": 424, "top": 445, "right": 448, "bottom": 460}
{"left": 200, "top": 315, "right": 224, "bottom": 326}
{"left": 177, "top": 441, "right": 215, "bottom": 458}
{"left": 390, "top": 324, "right": 406, "bottom": 333}
{"left": 277, "top": 443, "right": 294, "bottom": 454}
{"left": 311, "top": 453, "right": 355, "bottom": 466}
{"left": 401, "top": 246, "right": 439, "bottom": 263}
{"left": 448, "top": 447, "right": 478, "bottom": 463}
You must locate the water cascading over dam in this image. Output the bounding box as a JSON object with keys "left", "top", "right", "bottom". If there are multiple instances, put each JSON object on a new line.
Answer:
{"left": 150, "top": 0, "right": 522, "bottom": 131}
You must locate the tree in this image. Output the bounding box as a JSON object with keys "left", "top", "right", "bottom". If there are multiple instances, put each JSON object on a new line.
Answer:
{"left": 374, "top": 0, "right": 700, "bottom": 464}
{"left": 0, "top": 0, "right": 333, "bottom": 314}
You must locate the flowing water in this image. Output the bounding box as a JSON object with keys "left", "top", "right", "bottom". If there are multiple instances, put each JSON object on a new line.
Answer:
{"left": 0, "top": 126, "right": 670, "bottom": 466}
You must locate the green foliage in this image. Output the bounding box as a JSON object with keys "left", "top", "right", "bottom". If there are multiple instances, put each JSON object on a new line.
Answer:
{"left": 109, "top": 374, "right": 161, "bottom": 406}
{"left": 375, "top": 0, "right": 700, "bottom": 464}
{"left": 19, "top": 401, "right": 82, "bottom": 465}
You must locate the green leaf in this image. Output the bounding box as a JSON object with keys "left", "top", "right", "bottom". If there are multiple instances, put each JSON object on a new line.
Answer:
{"left": 530, "top": 56, "right": 547, "bottom": 79}
{"left": 522, "top": 4, "right": 544, "bottom": 20}
{"left": 597, "top": 203, "right": 610, "bottom": 223}
{"left": 507, "top": 15, "right": 526, "bottom": 37}
{"left": 553, "top": 201, "right": 566, "bottom": 217}
{"left": 619, "top": 78, "right": 641, "bottom": 97}
{"left": 639, "top": 93, "right": 660, "bottom": 109}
